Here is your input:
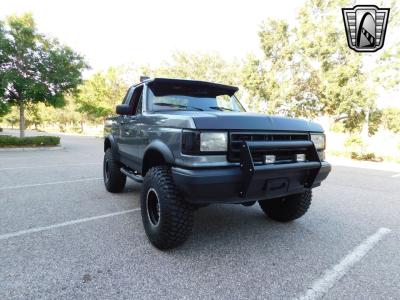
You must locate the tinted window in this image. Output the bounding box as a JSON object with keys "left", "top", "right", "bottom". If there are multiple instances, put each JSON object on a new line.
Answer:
{"left": 123, "top": 87, "right": 135, "bottom": 104}
{"left": 129, "top": 85, "right": 143, "bottom": 115}
{"left": 135, "top": 93, "right": 143, "bottom": 115}
{"left": 147, "top": 89, "right": 245, "bottom": 112}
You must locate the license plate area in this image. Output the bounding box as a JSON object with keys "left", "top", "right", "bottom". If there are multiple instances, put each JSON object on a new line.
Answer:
{"left": 263, "top": 178, "right": 289, "bottom": 194}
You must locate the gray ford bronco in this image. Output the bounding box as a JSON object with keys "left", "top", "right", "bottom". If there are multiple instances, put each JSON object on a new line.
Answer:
{"left": 103, "top": 77, "right": 331, "bottom": 249}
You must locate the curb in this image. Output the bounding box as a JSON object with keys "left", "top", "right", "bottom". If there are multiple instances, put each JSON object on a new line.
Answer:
{"left": 0, "top": 146, "right": 64, "bottom": 152}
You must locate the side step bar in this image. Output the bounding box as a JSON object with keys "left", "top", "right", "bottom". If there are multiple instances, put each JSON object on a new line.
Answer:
{"left": 120, "top": 168, "right": 144, "bottom": 183}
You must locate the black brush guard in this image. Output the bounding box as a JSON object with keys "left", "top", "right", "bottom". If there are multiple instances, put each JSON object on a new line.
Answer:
{"left": 171, "top": 140, "right": 330, "bottom": 204}
{"left": 238, "top": 140, "right": 321, "bottom": 197}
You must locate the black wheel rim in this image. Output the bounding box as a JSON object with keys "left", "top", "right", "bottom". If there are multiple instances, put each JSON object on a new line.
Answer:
{"left": 146, "top": 188, "right": 160, "bottom": 226}
{"left": 104, "top": 159, "right": 110, "bottom": 183}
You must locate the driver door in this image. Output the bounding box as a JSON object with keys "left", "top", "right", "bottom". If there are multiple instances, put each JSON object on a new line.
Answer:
{"left": 118, "top": 85, "right": 143, "bottom": 171}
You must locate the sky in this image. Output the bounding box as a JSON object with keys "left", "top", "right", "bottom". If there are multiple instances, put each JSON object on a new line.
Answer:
{"left": 1, "top": 0, "right": 303, "bottom": 71}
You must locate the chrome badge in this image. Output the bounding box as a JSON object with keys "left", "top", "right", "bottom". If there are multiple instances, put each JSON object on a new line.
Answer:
{"left": 342, "top": 5, "right": 390, "bottom": 52}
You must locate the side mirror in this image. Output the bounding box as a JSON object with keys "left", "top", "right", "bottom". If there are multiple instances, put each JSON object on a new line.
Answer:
{"left": 116, "top": 104, "right": 131, "bottom": 115}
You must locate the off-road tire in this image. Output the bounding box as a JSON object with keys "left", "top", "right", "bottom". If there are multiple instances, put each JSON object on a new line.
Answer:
{"left": 141, "top": 166, "right": 194, "bottom": 250}
{"left": 103, "top": 148, "right": 126, "bottom": 193}
{"left": 258, "top": 190, "right": 312, "bottom": 222}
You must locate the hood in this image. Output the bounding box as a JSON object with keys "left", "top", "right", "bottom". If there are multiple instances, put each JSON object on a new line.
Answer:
{"left": 163, "top": 111, "right": 323, "bottom": 132}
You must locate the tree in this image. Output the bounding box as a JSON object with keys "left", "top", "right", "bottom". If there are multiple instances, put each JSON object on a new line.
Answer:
{"left": 381, "top": 108, "right": 400, "bottom": 133}
{"left": 0, "top": 22, "right": 11, "bottom": 119}
{"left": 141, "top": 52, "right": 241, "bottom": 86}
{"left": 0, "top": 13, "right": 87, "bottom": 137}
{"left": 242, "top": 0, "right": 399, "bottom": 133}
{"left": 241, "top": 19, "right": 294, "bottom": 114}
{"left": 372, "top": 0, "right": 400, "bottom": 91}
{"left": 0, "top": 99, "right": 10, "bottom": 117}
{"left": 140, "top": 51, "right": 250, "bottom": 107}
{"left": 76, "top": 67, "right": 129, "bottom": 122}
{"left": 25, "top": 103, "right": 43, "bottom": 130}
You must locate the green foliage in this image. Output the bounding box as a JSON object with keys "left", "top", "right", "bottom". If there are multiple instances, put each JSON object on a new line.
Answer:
{"left": 344, "top": 135, "right": 363, "bottom": 148}
{"left": 381, "top": 108, "right": 400, "bottom": 133}
{"left": 76, "top": 67, "right": 129, "bottom": 121}
{"left": 368, "top": 110, "right": 382, "bottom": 136}
{"left": 344, "top": 135, "right": 364, "bottom": 153}
{"left": 372, "top": 1, "right": 400, "bottom": 90}
{"left": 5, "top": 114, "right": 18, "bottom": 128}
{"left": 141, "top": 52, "right": 249, "bottom": 107}
{"left": 241, "top": 0, "right": 389, "bottom": 132}
{"left": 0, "top": 135, "right": 60, "bottom": 147}
{"left": 373, "top": 45, "right": 400, "bottom": 90}
{"left": 31, "top": 98, "right": 84, "bottom": 132}
{"left": 25, "top": 103, "right": 46, "bottom": 130}
{"left": 242, "top": 19, "right": 296, "bottom": 114}
{"left": 141, "top": 52, "right": 240, "bottom": 86}
{"left": 2, "top": 98, "right": 86, "bottom": 132}
{"left": 0, "top": 99, "right": 10, "bottom": 117}
{"left": 0, "top": 13, "right": 87, "bottom": 136}
{"left": 50, "top": 97, "right": 85, "bottom": 132}
{"left": 330, "top": 120, "right": 346, "bottom": 133}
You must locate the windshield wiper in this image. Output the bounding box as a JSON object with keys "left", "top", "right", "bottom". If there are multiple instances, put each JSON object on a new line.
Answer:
{"left": 153, "top": 102, "right": 203, "bottom": 111}
{"left": 209, "top": 106, "right": 236, "bottom": 112}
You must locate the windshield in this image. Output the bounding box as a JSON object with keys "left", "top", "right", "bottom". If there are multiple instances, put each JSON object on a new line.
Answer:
{"left": 147, "top": 89, "right": 246, "bottom": 113}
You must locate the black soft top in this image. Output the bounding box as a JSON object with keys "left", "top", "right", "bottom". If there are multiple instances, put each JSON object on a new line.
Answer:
{"left": 145, "top": 78, "right": 239, "bottom": 97}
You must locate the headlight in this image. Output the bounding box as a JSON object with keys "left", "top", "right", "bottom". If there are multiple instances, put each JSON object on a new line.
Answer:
{"left": 200, "top": 132, "right": 228, "bottom": 152}
{"left": 310, "top": 133, "right": 325, "bottom": 150}
{"left": 182, "top": 130, "right": 228, "bottom": 154}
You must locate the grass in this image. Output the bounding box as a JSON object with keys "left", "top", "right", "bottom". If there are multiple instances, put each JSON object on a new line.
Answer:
{"left": 0, "top": 135, "right": 60, "bottom": 147}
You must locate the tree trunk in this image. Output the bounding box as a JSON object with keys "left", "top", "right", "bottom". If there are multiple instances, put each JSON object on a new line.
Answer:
{"left": 361, "top": 110, "right": 370, "bottom": 154}
{"left": 19, "top": 101, "right": 25, "bottom": 138}
{"left": 361, "top": 110, "right": 370, "bottom": 139}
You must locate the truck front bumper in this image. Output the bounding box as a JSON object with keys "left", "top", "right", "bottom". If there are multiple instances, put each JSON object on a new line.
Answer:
{"left": 172, "top": 140, "right": 331, "bottom": 204}
{"left": 172, "top": 161, "right": 331, "bottom": 204}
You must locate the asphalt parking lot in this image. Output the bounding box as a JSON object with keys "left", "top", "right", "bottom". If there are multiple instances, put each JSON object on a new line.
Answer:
{"left": 1, "top": 133, "right": 399, "bottom": 299}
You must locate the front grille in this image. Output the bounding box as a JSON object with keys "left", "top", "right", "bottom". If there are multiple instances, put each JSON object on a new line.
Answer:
{"left": 228, "top": 132, "right": 310, "bottom": 163}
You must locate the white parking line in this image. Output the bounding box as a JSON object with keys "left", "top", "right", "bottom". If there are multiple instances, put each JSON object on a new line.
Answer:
{"left": 392, "top": 173, "right": 400, "bottom": 178}
{"left": 0, "top": 208, "right": 140, "bottom": 241}
{"left": 0, "top": 162, "right": 101, "bottom": 171}
{"left": 0, "top": 177, "right": 102, "bottom": 190}
{"left": 297, "top": 227, "right": 391, "bottom": 300}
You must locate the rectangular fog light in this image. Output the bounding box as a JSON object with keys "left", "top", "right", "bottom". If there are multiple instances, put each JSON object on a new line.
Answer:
{"left": 264, "top": 155, "right": 276, "bottom": 164}
{"left": 296, "top": 154, "right": 306, "bottom": 162}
